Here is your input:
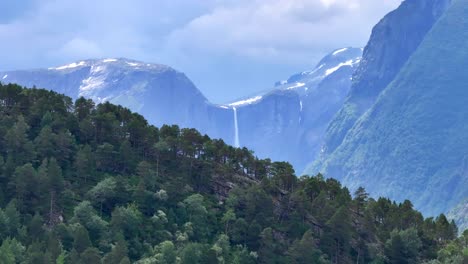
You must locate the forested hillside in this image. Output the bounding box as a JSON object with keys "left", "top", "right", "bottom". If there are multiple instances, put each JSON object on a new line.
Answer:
{"left": 0, "top": 83, "right": 465, "bottom": 263}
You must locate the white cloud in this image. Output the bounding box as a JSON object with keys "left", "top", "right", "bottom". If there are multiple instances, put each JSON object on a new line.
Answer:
{"left": 165, "top": 0, "right": 400, "bottom": 64}
{"left": 0, "top": 0, "right": 400, "bottom": 102}
{"left": 57, "top": 38, "right": 102, "bottom": 58}
{"left": 0, "top": 0, "right": 219, "bottom": 67}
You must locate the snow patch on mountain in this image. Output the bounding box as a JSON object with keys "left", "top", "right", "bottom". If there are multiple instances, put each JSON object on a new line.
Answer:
{"left": 228, "top": 95, "right": 263, "bottom": 107}
{"left": 78, "top": 65, "right": 109, "bottom": 99}
{"left": 287, "top": 82, "right": 306, "bottom": 90}
{"left": 102, "top": 58, "right": 118, "bottom": 63}
{"left": 325, "top": 58, "right": 360, "bottom": 76}
{"left": 52, "top": 61, "right": 87, "bottom": 70}
{"left": 333, "top": 48, "right": 348, "bottom": 56}
{"left": 80, "top": 75, "right": 105, "bottom": 94}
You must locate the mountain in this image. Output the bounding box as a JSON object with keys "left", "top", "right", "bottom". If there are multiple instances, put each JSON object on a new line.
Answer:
{"left": 273, "top": 47, "right": 362, "bottom": 96}
{"left": 0, "top": 58, "right": 234, "bottom": 143}
{"left": 229, "top": 47, "right": 361, "bottom": 171}
{"left": 0, "top": 83, "right": 463, "bottom": 263}
{"left": 310, "top": 0, "right": 453, "bottom": 171}
{"left": 312, "top": 0, "right": 467, "bottom": 217}
{"left": 1, "top": 49, "right": 361, "bottom": 172}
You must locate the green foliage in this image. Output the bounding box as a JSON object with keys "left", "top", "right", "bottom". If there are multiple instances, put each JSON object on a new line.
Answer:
{"left": 385, "top": 228, "right": 422, "bottom": 264}
{"left": 0, "top": 84, "right": 463, "bottom": 262}
{"left": 72, "top": 224, "right": 92, "bottom": 254}
{"left": 0, "top": 238, "right": 25, "bottom": 264}
{"left": 102, "top": 238, "right": 129, "bottom": 264}
{"left": 286, "top": 230, "right": 328, "bottom": 264}
{"left": 80, "top": 247, "right": 102, "bottom": 264}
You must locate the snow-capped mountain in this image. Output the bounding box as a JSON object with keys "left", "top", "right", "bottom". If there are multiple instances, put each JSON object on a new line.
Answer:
{"left": 273, "top": 47, "right": 361, "bottom": 95}
{"left": 223, "top": 47, "right": 362, "bottom": 171}
{"left": 1, "top": 58, "right": 235, "bottom": 142}
{"left": 0, "top": 48, "right": 361, "bottom": 172}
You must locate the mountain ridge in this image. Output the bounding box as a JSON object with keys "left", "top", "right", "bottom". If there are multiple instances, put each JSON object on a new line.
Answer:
{"left": 314, "top": 0, "right": 467, "bottom": 217}
{"left": 1, "top": 48, "right": 362, "bottom": 172}
{"left": 310, "top": 0, "right": 453, "bottom": 172}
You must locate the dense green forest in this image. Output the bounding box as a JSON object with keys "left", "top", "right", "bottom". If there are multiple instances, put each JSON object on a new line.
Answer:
{"left": 0, "top": 83, "right": 465, "bottom": 264}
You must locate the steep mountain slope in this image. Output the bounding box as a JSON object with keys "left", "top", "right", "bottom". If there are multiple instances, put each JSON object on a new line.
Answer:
{"left": 1, "top": 59, "right": 234, "bottom": 144}
{"left": 1, "top": 49, "right": 360, "bottom": 172}
{"left": 448, "top": 199, "right": 468, "bottom": 235}
{"left": 311, "top": 0, "right": 452, "bottom": 173}
{"left": 316, "top": 0, "right": 468, "bottom": 216}
{"left": 228, "top": 48, "right": 361, "bottom": 171}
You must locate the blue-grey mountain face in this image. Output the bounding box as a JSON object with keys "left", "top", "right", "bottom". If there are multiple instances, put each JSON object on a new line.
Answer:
{"left": 1, "top": 59, "right": 234, "bottom": 142}
{"left": 0, "top": 49, "right": 360, "bottom": 172}
{"left": 226, "top": 47, "right": 362, "bottom": 171}
{"left": 273, "top": 47, "right": 362, "bottom": 96}
{"left": 312, "top": 0, "right": 467, "bottom": 218}
{"left": 310, "top": 0, "right": 453, "bottom": 172}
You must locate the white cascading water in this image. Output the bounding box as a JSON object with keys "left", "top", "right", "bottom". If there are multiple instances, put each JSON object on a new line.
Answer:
{"left": 233, "top": 107, "right": 240, "bottom": 148}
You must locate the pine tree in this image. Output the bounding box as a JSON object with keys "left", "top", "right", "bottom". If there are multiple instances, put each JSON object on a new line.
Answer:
{"left": 323, "top": 206, "right": 352, "bottom": 264}
{"left": 103, "top": 238, "right": 129, "bottom": 264}
{"left": 386, "top": 232, "right": 407, "bottom": 264}
{"left": 45, "top": 233, "right": 62, "bottom": 263}
{"left": 73, "top": 225, "right": 92, "bottom": 254}
{"left": 4, "top": 116, "right": 35, "bottom": 170}
{"left": 34, "top": 125, "right": 55, "bottom": 161}
{"left": 354, "top": 186, "right": 369, "bottom": 215}
{"left": 287, "top": 230, "right": 327, "bottom": 264}
{"left": 13, "top": 163, "right": 37, "bottom": 211}
{"left": 0, "top": 238, "right": 25, "bottom": 264}
{"left": 258, "top": 227, "right": 284, "bottom": 264}
{"left": 74, "top": 145, "right": 94, "bottom": 186}
{"left": 80, "top": 247, "right": 102, "bottom": 264}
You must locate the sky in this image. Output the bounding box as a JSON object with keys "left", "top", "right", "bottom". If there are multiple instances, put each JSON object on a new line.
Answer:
{"left": 0, "top": 0, "right": 400, "bottom": 103}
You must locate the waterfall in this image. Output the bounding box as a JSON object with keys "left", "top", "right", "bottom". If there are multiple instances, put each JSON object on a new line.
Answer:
{"left": 233, "top": 107, "right": 240, "bottom": 148}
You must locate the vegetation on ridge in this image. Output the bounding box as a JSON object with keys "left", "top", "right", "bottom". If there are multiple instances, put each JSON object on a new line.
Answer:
{"left": 0, "top": 83, "right": 465, "bottom": 263}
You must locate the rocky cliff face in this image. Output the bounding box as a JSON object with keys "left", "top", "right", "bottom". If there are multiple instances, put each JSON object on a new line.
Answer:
{"left": 448, "top": 199, "right": 468, "bottom": 235}
{"left": 314, "top": 0, "right": 468, "bottom": 217}
{"left": 228, "top": 48, "right": 361, "bottom": 171}
{"left": 312, "top": 0, "right": 453, "bottom": 170}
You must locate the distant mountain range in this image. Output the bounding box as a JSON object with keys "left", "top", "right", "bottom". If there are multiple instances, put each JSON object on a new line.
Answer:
{"left": 1, "top": 58, "right": 231, "bottom": 143}
{"left": 1, "top": 48, "right": 361, "bottom": 172}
